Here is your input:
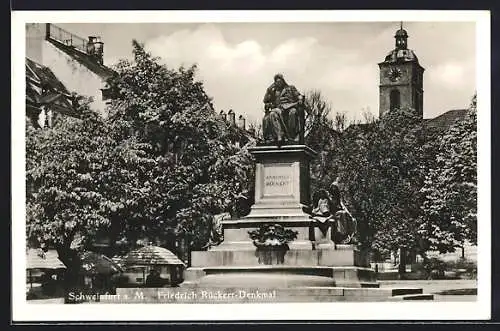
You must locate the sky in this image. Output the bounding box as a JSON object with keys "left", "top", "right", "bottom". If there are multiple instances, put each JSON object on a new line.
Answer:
{"left": 58, "top": 22, "right": 476, "bottom": 125}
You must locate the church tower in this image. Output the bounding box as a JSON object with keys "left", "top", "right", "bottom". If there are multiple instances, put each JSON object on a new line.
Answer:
{"left": 378, "top": 23, "right": 424, "bottom": 118}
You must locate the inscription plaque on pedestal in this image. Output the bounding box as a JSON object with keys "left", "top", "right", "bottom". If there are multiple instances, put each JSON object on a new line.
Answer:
{"left": 261, "top": 163, "right": 295, "bottom": 199}
{"left": 249, "top": 145, "right": 316, "bottom": 210}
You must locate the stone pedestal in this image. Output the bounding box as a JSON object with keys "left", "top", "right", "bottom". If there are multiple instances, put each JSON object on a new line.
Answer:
{"left": 311, "top": 218, "right": 336, "bottom": 250}
{"left": 250, "top": 144, "right": 316, "bottom": 213}
{"left": 213, "top": 145, "right": 317, "bottom": 251}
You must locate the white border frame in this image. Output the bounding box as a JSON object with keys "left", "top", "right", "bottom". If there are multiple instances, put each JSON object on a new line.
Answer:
{"left": 12, "top": 10, "right": 491, "bottom": 321}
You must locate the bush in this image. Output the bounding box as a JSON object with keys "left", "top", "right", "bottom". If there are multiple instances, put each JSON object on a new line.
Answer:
{"left": 409, "top": 257, "right": 477, "bottom": 280}
{"left": 423, "top": 257, "right": 448, "bottom": 279}
{"left": 407, "top": 263, "right": 428, "bottom": 280}
{"left": 445, "top": 258, "right": 477, "bottom": 279}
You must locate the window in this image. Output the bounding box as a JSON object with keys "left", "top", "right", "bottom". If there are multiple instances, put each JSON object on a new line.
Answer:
{"left": 390, "top": 89, "right": 401, "bottom": 111}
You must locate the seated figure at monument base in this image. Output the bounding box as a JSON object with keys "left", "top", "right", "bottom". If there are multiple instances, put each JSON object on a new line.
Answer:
{"left": 307, "top": 179, "right": 358, "bottom": 247}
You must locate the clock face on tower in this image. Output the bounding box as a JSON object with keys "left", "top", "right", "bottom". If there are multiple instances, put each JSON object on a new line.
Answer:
{"left": 388, "top": 67, "right": 402, "bottom": 82}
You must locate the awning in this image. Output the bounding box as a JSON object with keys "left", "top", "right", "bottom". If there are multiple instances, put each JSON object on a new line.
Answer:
{"left": 26, "top": 249, "right": 66, "bottom": 270}
{"left": 124, "top": 245, "right": 185, "bottom": 267}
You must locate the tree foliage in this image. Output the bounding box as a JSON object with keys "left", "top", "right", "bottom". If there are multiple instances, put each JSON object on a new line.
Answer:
{"left": 312, "top": 98, "right": 477, "bottom": 259}
{"left": 420, "top": 95, "right": 477, "bottom": 249}
{"left": 303, "top": 90, "right": 341, "bottom": 193}
{"left": 330, "top": 108, "right": 428, "bottom": 254}
{"left": 26, "top": 40, "right": 254, "bottom": 270}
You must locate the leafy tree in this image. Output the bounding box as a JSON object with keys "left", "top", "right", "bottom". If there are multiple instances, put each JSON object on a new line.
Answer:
{"left": 337, "top": 109, "right": 426, "bottom": 252}
{"left": 26, "top": 108, "right": 130, "bottom": 284}
{"left": 303, "top": 90, "right": 341, "bottom": 194}
{"left": 420, "top": 95, "right": 477, "bottom": 251}
{"left": 312, "top": 107, "right": 430, "bottom": 275}
{"left": 26, "top": 40, "right": 254, "bottom": 280}
{"left": 325, "top": 100, "right": 476, "bottom": 271}
{"left": 105, "top": 40, "right": 255, "bottom": 252}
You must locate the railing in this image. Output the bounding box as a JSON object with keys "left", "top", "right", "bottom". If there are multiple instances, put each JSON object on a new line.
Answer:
{"left": 47, "top": 23, "right": 88, "bottom": 54}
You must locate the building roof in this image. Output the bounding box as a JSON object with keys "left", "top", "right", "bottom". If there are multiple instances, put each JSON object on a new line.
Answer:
{"left": 46, "top": 24, "right": 115, "bottom": 79}
{"left": 26, "top": 57, "right": 70, "bottom": 95}
{"left": 395, "top": 28, "right": 409, "bottom": 37}
{"left": 424, "top": 109, "right": 469, "bottom": 132}
{"left": 26, "top": 58, "right": 87, "bottom": 124}
{"left": 380, "top": 25, "right": 421, "bottom": 65}
{"left": 26, "top": 57, "right": 77, "bottom": 118}
{"left": 342, "top": 109, "right": 469, "bottom": 134}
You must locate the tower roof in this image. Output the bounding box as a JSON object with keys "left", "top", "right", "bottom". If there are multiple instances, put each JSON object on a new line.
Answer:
{"left": 395, "top": 21, "right": 409, "bottom": 38}
{"left": 381, "top": 22, "right": 420, "bottom": 65}
{"left": 383, "top": 49, "right": 419, "bottom": 63}
{"left": 394, "top": 27, "right": 408, "bottom": 38}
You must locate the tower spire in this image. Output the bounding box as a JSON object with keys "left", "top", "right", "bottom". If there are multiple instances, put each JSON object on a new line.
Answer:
{"left": 394, "top": 22, "right": 408, "bottom": 50}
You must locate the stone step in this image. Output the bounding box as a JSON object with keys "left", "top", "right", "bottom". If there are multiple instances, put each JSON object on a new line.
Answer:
{"left": 192, "top": 248, "right": 367, "bottom": 267}
{"left": 336, "top": 282, "right": 380, "bottom": 288}
{"left": 389, "top": 294, "right": 435, "bottom": 301}
{"left": 185, "top": 265, "right": 376, "bottom": 279}
{"left": 390, "top": 287, "right": 423, "bottom": 296}
{"left": 342, "top": 287, "right": 422, "bottom": 298}
{"left": 183, "top": 267, "right": 377, "bottom": 289}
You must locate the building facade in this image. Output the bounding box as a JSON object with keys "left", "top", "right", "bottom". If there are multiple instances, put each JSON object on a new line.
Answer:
{"left": 26, "top": 23, "right": 114, "bottom": 119}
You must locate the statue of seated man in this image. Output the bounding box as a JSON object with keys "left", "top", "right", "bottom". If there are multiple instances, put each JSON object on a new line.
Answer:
{"left": 262, "top": 74, "right": 305, "bottom": 145}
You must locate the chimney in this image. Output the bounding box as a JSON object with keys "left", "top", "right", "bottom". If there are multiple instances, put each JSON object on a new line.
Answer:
{"left": 87, "top": 36, "right": 104, "bottom": 65}
{"left": 237, "top": 115, "right": 246, "bottom": 130}
{"left": 228, "top": 109, "right": 235, "bottom": 125}
{"left": 219, "top": 110, "right": 227, "bottom": 121}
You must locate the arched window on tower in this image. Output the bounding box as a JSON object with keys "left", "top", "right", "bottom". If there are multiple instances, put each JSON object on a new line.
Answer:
{"left": 390, "top": 89, "right": 401, "bottom": 111}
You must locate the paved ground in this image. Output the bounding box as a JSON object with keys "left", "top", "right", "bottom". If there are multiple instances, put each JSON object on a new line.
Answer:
{"left": 28, "top": 297, "right": 65, "bottom": 304}
{"left": 378, "top": 279, "right": 477, "bottom": 301}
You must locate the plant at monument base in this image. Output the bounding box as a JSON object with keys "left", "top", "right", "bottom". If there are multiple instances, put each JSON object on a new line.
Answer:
{"left": 248, "top": 224, "right": 298, "bottom": 265}
{"left": 248, "top": 224, "right": 298, "bottom": 248}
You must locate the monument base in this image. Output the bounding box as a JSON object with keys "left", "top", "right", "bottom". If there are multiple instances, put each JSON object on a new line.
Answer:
{"left": 182, "top": 265, "right": 377, "bottom": 288}
{"left": 173, "top": 144, "right": 434, "bottom": 301}
{"left": 192, "top": 247, "right": 369, "bottom": 267}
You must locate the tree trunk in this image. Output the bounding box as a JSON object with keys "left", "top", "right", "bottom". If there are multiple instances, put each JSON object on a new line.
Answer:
{"left": 398, "top": 247, "right": 407, "bottom": 278}
{"left": 56, "top": 244, "right": 81, "bottom": 301}
{"left": 418, "top": 249, "right": 431, "bottom": 280}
